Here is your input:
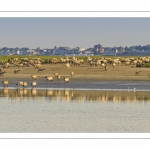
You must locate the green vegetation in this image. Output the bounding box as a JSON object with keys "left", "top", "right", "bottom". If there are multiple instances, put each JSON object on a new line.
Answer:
{"left": 0, "top": 55, "right": 149, "bottom": 67}
{"left": 142, "top": 63, "right": 150, "bottom": 67}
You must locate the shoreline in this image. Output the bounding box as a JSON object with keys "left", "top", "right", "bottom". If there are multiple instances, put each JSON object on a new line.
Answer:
{"left": 0, "top": 77, "right": 149, "bottom": 91}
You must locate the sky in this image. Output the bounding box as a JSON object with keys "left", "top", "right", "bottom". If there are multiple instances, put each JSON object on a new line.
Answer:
{"left": 0, "top": 17, "right": 150, "bottom": 49}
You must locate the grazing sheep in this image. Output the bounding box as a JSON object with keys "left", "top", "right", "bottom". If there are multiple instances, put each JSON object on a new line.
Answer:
{"left": 125, "top": 61, "right": 131, "bottom": 65}
{"left": 112, "top": 63, "right": 116, "bottom": 68}
{"left": 65, "top": 63, "right": 70, "bottom": 69}
{"left": 2, "top": 81, "right": 8, "bottom": 87}
{"left": 14, "top": 70, "right": 21, "bottom": 74}
{"left": 54, "top": 73, "right": 59, "bottom": 77}
{"left": 45, "top": 76, "right": 53, "bottom": 82}
{"left": 0, "top": 71, "right": 6, "bottom": 76}
{"left": 57, "top": 75, "right": 61, "bottom": 81}
{"left": 135, "top": 71, "right": 141, "bottom": 75}
{"left": 2, "top": 64, "right": 9, "bottom": 69}
{"left": 34, "top": 64, "right": 42, "bottom": 69}
{"left": 23, "top": 82, "right": 28, "bottom": 88}
{"left": 70, "top": 71, "right": 74, "bottom": 77}
{"left": 31, "top": 82, "right": 36, "bottom": 88}
{"left": 31, "top": 75, "right": 37, "bottom": 80}
{"left": 15, "top": 81, "right": 24, "bottom": 88}
{"left": 17, "top": 63, "right": 24, "bottom": 69}
{"left": 101, "top": 63, "right": 105, "bottom": 68}
{"left": 63, "top": 77, "right": 69, "bottom": 84}
{"left": 38, "top": 68, "right": 46, "bottom": 72}
{"left": 105, "top": 66, "right": 108, "bottom": 71}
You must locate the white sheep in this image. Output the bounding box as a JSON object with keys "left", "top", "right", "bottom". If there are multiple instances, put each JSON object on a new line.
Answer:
{"left": 15, "top": 81, "right": 24, "bottom": 87}
{"left": 70, "top": 71, "right": 74, "bottom": 77}
{"left": 54, "top": 73, "right": 59, "bottom": 77}
{"left": 31, "top": 75, "right": 37, "bottom": 80}
{"left": 112, "top": 63, "right": 116, "bottom": 68}
{"left": 57, "top": 75, "right": 61, "bottom": 81}
{"left": 2, "top": 81, "right": 8, "bottom": 87}
{"left": 105, "top": 66, "right": 108, "bottom": 71}
{"left": 17, "top": 63, "right": 24, "bottom": 69}
{"left": 101, "top": 63, "right": 105, "bottom": 68}
{"left": 63, "top": 78, "right": 69, "bottom": 84}
{"left": 65, "top": 63, "right": 70, "bottom": 69}
{"left": 23, "top": 82, "right": 28, "bottom": 88}
{"left": 45, "top": 76, "right": 53, "bottom": 82}
{"left": 31, "top": 82, "right": 36, "bottom": 88}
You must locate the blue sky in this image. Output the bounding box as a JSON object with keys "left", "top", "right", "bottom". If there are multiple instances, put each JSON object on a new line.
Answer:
{"left": 0, "top": 17, "right": 150, "bottom": 49}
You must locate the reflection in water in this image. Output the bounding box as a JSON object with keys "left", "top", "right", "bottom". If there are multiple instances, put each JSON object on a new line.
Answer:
{"left": 0, "top": 88, "right": 150, "bottom": 102}
{"left": 1, "top": 88, "right": 150, "bottom": 133}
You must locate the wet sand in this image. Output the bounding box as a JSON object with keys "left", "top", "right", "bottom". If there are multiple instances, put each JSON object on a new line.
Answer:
{"left": 0, "top": 76, "right": 149, "bottom": 91}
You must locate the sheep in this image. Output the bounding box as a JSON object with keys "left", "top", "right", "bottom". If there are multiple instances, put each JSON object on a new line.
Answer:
{"left": 101, "top": 63, "right": 105, "bottom": 68}
{"left": 38, "top": 68, "right": 46, "bottom": 72}
{"left": 31, "top": 75, "right": 37, "bottom": 80}
{"left": 70, "top": 71, "right": 74, "bottom": 77}
{"left": 135, "top": 71, "right": 141, "bottom": 75}
{"left": 0, "top": 71, "right": 6, "bottom": 76}
{"left": 54, "top": 73, "right": 59, "bottom": 77}
{"left": 34, "top": 64, "right": 42, "bottom": 69}
{"left": 125, "top": 61, "right": 131, "bottom": 65}
{"left": 2, "top": 81, "right": 8, "bottom": 87}
{"left": 105, "top": 66, "right": 108, "bottom": 71}
{"left": 15, "top": 81, "right": 24, "bottom": 88}
{"left": 57, "top": 75, "right": 61, "bottom": 81}
{"left": 45, "top": 76, "right": 53, "bottom": 82}
{"left": 14, "top": 70, "right": 21, "bottom": 74}
{"left": 112, "top": 63, "right": 116, "bottom": 68}
{"left": 17, "top": 63, "right": 24, "bottom": 69}
{"left": 2, "top": 64, "right": 9, "bottom": 69}
{"left": 23, "top": 82, "right": 28, "bottom": 88}
{"left": 63, "top": 77, "right": 69, "bottom": 84}
{"left": 65, "top": 63, "right": 70, "bottom": 69}
{"left": 31, "top": 82, "right": 36, "bottom": 88}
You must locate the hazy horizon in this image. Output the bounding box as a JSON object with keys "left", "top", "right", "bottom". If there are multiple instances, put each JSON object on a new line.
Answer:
{"left": 0, "top": 17, "right": 150, "bottom": 49}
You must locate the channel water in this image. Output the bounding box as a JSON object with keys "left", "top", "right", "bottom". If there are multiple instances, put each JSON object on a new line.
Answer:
{"left": 0, "top": 88, "right": 150, "bottom": 132}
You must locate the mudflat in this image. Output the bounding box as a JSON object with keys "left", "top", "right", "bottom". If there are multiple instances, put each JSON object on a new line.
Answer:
{"left": 0, "top": 63, "right": 150, "bottom": 90}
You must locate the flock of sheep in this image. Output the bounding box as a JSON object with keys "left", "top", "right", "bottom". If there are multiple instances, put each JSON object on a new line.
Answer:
{"left": 1, "top": 72, "right": 73, "bottom": 88}
{"left": 0, "top": 57, "right": 77, "bottom": 88}
{"left": 0, "top": 55, "right": 150, "bottom": 88}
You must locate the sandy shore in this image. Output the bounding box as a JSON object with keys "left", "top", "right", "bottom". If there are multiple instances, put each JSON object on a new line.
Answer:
{"left": 0, "top": 63, "right": 150, "bottom": 90}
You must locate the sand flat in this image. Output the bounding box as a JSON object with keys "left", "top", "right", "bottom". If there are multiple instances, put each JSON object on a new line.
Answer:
{"left": 0, "top": 63, "right": 150, "bottom": 90}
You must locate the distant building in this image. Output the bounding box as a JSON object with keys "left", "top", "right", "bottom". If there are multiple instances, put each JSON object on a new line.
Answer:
{"left": 94, "top": 44, "right": 104, "bottom": 54}
{"left": 104, "top": 47, "right": 118, "bottom": 56}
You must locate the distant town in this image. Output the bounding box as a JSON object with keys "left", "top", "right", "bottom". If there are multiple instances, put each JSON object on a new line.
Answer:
{"left": 1, "top": 44, "right": 150, "bottom": 56}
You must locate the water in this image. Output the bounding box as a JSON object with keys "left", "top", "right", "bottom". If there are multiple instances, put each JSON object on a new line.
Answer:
{"left": 0, "top": 88, "right": 150, "bottom": 132}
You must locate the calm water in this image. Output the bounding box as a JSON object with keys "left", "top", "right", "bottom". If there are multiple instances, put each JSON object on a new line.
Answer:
{"left": 0, "top": 88, "right": 150, "bottom": 132}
